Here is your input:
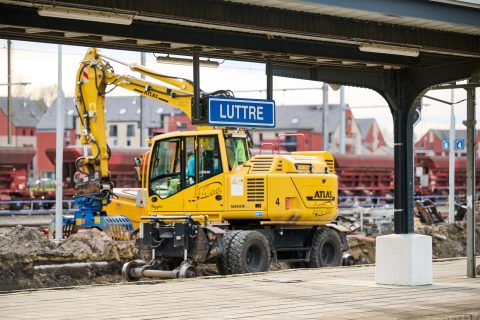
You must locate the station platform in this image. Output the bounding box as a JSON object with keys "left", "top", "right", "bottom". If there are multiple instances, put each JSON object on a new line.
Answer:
{"left": 1, "top": 258, "right": 479, "bottom": 319}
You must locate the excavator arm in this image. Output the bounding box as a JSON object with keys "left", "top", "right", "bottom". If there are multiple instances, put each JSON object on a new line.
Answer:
{"left": 74, "top": 48, "right": 225, "bottom": 196}
{"left": 68, "top": 48, "right": 232, "bottom": 239}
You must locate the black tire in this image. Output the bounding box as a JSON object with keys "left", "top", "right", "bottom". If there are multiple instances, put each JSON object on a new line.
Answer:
{"left": 307, "top": 228, "right": 342, "bottom": 268}
{"left": 216, "top": 230, "right": 241, "bottom": 275}
{"left": 228, "top": 230, "right": 271, "bottom": 274}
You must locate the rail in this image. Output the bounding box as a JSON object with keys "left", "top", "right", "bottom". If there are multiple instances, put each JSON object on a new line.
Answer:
{"left": 0, "top": 195, "right": 452, "bottom": 215}
{"left": 338, "top": 195, "right": 449, "bottom": 208}
{"left": 0, "top": 199, "right": 76, "bottom": 215}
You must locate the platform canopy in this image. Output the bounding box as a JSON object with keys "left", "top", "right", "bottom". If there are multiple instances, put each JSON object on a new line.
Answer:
{"left": 0, "top": 0, "right": 478, "bottom": 73}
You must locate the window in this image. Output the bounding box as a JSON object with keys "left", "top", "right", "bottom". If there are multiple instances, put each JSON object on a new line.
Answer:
{"left": 149, "top": 138, "right": 182, "bottom": 198}
{"left": 22, "top": 129, "right": 26, "bottom": 136}
{"left": 127, "top": 139, "right": 131, "bottom": 146}
{"left": 30, "top": 130, "right": 34, "bottom": 136}
{"left": 199, "top": 136, "right": 222, "bottom": 182}
{"left": 65, "top": 130, "right": 70, "bottom": 146}
{"left": 127, "top": 124, "right": 135, "bottom": 137}
{"left": 110, "top": 125, "right": 118, "bottom": 137}
{"left": 225, "top": 137, "right": 249, "bottom": 171}
{"left": 148, "top": 135, "right": 223, "bottom": 198}
{"left": 185, "top": 137, "right": 196, "bottom": 186}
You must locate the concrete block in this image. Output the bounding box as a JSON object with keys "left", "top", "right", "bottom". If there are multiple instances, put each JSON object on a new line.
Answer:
{"left": 375, "top": 233, "right": 432, "bottom": 286}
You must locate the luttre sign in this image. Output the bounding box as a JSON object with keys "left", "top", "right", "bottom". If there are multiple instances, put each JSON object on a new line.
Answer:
{"left": 208, "top": 96, "right": 275, "bottom": 127}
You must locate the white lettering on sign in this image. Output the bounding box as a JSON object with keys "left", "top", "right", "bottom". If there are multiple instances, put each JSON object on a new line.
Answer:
{"left": 219, "top": 103, "right": 264, "bottom": 121}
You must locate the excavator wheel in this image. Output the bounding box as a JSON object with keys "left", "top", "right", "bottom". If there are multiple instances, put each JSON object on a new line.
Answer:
{"left": 227, "top": 230, "right": 271, "bottom": 274}
{"left": 122, "top": 260, "right": 141, "bottom": 282}
{"left": 216, "top": 230, "right": 241, "bottom": 275}
{"left": 307, "top": 228, "right": 342, "bottom": 268}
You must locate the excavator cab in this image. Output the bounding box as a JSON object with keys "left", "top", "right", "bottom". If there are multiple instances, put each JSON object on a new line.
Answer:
{"left": 144, "top": 129, "right": 250, "bottom": 218}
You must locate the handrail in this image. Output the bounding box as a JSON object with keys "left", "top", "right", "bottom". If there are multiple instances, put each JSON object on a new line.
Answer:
{"left": 258, "top": 143, "right": 275, "bottom": 154}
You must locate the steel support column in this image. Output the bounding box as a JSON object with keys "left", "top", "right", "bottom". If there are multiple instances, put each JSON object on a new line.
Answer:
{"left": 266, "top": 59, "right": 273, "bottom": 101}
{"left": 7, "top": 39, "right": 12, "bottom": 145}
{"left": 192, "top": 51, "right": 200, "bottom": 122}
{"left": 376, "top": 70, "right": 422, "bottom": 234}
{"left": 465, "top": 73, "right": 478, "bottom": 278}
{"left": 391, "top": 102, "right": 417, "bottom": 233}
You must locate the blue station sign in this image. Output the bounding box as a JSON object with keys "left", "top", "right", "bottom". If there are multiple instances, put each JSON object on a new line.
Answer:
{"left": 208, "top": 96, "right": 275, "bottom": 128}
{"left": 455, "top": 139, "right": 464, "bottom": 151}
{"left": 441, "top": 140, "right": 449, "bottom": 150}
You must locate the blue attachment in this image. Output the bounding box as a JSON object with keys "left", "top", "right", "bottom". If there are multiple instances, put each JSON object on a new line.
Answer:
{"left": 74, "top": 193, "right": 111, "bottom": 228}
{"left": 73, "top": 192, "right": 134, "bottom": 238}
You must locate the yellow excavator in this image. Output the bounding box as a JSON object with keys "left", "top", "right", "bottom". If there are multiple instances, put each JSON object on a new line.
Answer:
{"left": 70, "top": 48, "right": 346, "bottom": 279}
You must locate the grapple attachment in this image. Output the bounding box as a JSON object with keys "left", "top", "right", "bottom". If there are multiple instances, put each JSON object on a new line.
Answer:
{"left": 49, "top": 214, "right": 133, "bottom": 240}
{"left": 49, "top": 215, "right": 78, "bottom": 239}
{"left": 100, "top": 216, "right": 134, "bottom": 240}
{"left": 46, "top": 191, "right": 135, "bottom": 240}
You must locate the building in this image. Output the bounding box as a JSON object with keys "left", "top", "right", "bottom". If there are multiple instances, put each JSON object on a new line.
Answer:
{"left": 36, "top": 96, "right": 187, "bottom": 178}
{"left": 356, "top": 118, "right": 389, "bottom": 154}
{"left": 0, "top": 97, "right": 44, "bottom": 147}
{"left": 0, "top": 97, "right": 44, "bottom": 182}
{"left": 415, "top": 129, "right": 480, "bottom": 157}
{"left": 36, "top": 98, "right": 76, "bottom": 179}
{"left": 249, "top": 104, "right": 362, "bottom": 154}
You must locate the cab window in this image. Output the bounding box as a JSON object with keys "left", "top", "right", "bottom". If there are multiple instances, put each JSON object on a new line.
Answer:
{"left": 199, "top": 136, "right": 222, "bottom": 182}
{"left": 225, "top": 137, "right": 249, "bottom": 171}
{"left": 149, "top": 138, "right": 182, "bottom": 198}
{"left": 185, "top": 136, "right": 196, "bottom": 186}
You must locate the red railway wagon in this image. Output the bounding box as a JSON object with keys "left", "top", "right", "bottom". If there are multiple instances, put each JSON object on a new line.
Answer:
{"left": 333, "top": 154, "right": 394, "bottom": 198}
{"left": 334, "top": 153, "right": 480, "bottom": 198}
{"left": 45, "top": 146, "right": 148, "bottom": 198}
{"left": 0, "top": 146, "right": 35, "bottom": 207}
{"left": 415, "top": 155, "right": 480, "bottom": 195}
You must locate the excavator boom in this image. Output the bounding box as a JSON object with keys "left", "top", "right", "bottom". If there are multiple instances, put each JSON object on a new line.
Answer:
{"left": 67, "top": 48, "right": 234, "bottom": 239}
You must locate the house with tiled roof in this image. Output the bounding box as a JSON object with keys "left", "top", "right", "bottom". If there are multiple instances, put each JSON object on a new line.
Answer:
{"left": 356, "top": 118, "right": 388, "bottom": 154}
{"left": 0, "top": 97, "right": 44, "bottom": 148}
{"left": 0, "top": 97, "right": 44, "bottom": 184}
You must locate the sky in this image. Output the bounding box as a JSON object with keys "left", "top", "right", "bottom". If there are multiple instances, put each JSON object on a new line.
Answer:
{"left": 1, "top": 39, "right": 479, "bottom": 145}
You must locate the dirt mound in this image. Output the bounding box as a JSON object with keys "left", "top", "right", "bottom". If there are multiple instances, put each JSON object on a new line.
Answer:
{"left": 347, "top": 234, "right": 376, "bottom": 264}
{"left": 417, "top": 222, "right": 480, "bottom": 259}
{"left": 0, "top": 226, "right": 135, "bottom": 291}
{"left": 346, "top": 222, "right": 480, "bottom": 264}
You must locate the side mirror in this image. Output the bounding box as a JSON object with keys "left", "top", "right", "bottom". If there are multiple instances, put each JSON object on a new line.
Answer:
{"left": 134, "top": 157, "right": 142, "bottom": 182}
